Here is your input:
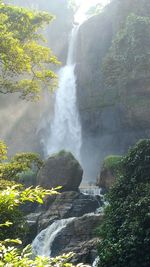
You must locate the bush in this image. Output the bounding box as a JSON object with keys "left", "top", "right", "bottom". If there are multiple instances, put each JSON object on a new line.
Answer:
{"left": 97, "top": 139, "right": 150, "bottom": 267}
{"left": 103, "top": 155, "right": 122, "bottom": 171}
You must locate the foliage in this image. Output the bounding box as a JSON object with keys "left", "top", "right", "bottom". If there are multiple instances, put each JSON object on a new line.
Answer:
{"left": 0, "top": 245, "right": 82, "bottom": 267}
{"left": 0, "top": 140, "right": 43, "bottom": 182}
{"left": 52, "top": 150, "right": 74, "bottom": 159}
{"left": 102, "top": 14, "right": 150, "bottom": 88}
{"left": 0, "top": 185, "right": 59, "bottom": 241}
{"left": 0, "top": 1, "right": 60, "bottom": 100}
{"left": 12, "top": 153, "right": 43, "bottom": 169}
{"left": 0, "top": 178, "right": 21, "bottom": 190}
{"left": 103, "top": 155, "right": 122, "bottom": 171}
{"left": 97, "top": 139, "right": 150, "bottom": 267}
{"left": 0, "top": 140, "right": 7, "bottom": 161}
{"left": 0, "top": 140, "right": 59, "bottom": 240}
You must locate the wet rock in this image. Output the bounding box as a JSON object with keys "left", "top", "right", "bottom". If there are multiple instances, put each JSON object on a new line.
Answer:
{"left": 25, "top": 212, "right": 41, "bottom": 245}
{"left": 97, "top": 166, "right": 116, "bottom": 190}
{"left": 38, "top": 191, "right": 100, "bottom": 231}
{"left": 51, "top": 214, "right": 103, "bottom": 264}
{"left": 37, "top": 151, "right": 83, "bottom": 191}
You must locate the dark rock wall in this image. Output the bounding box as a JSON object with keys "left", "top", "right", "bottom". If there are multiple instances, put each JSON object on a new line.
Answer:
{"left": 76, "top": 0, "right": 150, "bottom": 181}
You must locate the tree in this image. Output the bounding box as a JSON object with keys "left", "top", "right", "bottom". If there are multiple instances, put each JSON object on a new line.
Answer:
{"left": 0, "top": 0, "right": 60, "bottom": 100}
{"left": 0, "top": 140, "right": 43, "bottom": 183}
{"left": 97, "top": 140, "right": 150, "bottom": 267}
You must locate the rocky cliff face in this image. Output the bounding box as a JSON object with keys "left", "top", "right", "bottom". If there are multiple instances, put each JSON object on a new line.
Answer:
{"left": 76, "top": 0, "right": 150, "bottom": 182}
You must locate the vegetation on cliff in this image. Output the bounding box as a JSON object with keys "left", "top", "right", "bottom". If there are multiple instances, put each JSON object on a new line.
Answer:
{"left": 97, "top": 139, "right": 150, "bottom": 267}
{"left": 102, "top": 0, "right": 150, "bottom": 91}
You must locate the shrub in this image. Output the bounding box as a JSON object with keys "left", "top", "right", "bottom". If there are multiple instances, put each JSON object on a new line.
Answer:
{"left": 103, "top": 155, "right": 122, "bottom": 171}
{"left": 97, "top": 139, "right": 150, "bottom": 267}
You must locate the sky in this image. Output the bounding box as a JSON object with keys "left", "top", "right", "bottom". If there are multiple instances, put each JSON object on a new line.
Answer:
{"left": 74, "top": 0, "right": 110, "bottom": 23}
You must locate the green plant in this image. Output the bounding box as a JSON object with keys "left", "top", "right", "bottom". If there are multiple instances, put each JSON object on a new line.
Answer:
{"left": 102, "top": 14, "right": 150, "bottom": 89}
{"left": 97, "top": 139, "right": 150, "bottom": 267}
{"left": 0, "top": 140, "right": 43, "bottom": 182}
{"left": 103, "top": 155, "right": 122, "bottom": 171}
{"left": 0, "top": 185, "right": 58, "bottom": 241}
{"left": 0, "top": 244, "right": 81, "bottom": 267}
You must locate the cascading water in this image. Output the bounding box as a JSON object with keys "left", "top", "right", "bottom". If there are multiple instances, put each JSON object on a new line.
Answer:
{"left": 32, "top": 218, "right": 75, "bottom": 257}
{"left": 47, "top": 26, "right": 82, "bottom": 160}
{"left": 32, "top": 213, "right": 101, "bottom": 258}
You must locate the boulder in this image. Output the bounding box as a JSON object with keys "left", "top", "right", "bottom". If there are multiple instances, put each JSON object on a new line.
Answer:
{"left": 97, "top": 166, "right": 116, "bottom": 190}
{"left": 38, "top": 191, "right": 100, "bottom": 231}
{"left": 37, "top": 151, "right": 83, "bottom": 191}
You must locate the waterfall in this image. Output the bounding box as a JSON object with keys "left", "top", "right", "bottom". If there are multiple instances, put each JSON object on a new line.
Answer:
{"left": 32, "top": 214, "right": 101, "bottom": 258}
{"left": 32, "top": 218, "right": 75, "bottom": 257}
{"left": 47, "top": 26, "right": 82, "bottom": 160}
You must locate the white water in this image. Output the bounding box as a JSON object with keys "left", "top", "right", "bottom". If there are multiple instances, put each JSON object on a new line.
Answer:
{"left": 32, "top": 218, "right": 75, "bottom": 257}
{"left": 92, "top": 256, "right": 100, "bottom": 267}
{"left": 47, "top": 26, "right": 82, "bottom": 161}
{"left": 80, "top": 186, "right": 102, "bottom": 196}
{"left": 32, "top": 213, "right": 101, "bottom": 258}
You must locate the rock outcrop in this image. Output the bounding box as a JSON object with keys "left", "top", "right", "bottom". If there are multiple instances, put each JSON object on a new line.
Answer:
{"left": 32, "top": 213, "right": 103, "bottom": 265}
{"left": 37, "top": 151, "right": 83, "bottom": 191}
{"left": 26, "top": 189, "right": 103, "bottom": 262}
{"left": 97, "top": 166, "right": 116, "bottom": 190}
{"left": 51, "top": 214, "right": 103, "bottom": 264}
{"left": 38, "top": 191, "right": 99, "bottom": 231}
{"left": 97, "top": 155, "right": 122, "bottom": 190}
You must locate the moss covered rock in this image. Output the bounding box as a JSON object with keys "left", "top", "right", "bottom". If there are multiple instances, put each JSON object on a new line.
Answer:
{"left": 97, "top": 155, "right": 122, "bottom": 190}
{"left": 37, "top": 151, "right": 83, "bottom": 191}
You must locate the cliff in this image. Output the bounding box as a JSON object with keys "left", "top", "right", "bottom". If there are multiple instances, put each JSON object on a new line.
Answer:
{"left": 76, "top": 0, "right": 150, "bottom": 181}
